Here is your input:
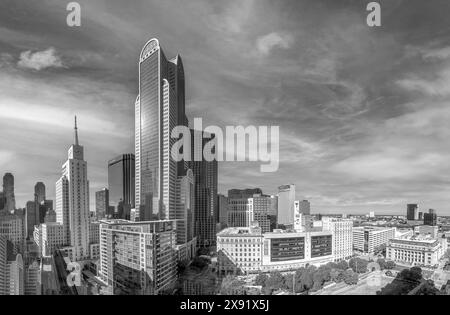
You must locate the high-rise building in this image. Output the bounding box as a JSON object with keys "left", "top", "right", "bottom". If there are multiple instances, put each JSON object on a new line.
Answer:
{"left": 407, "top": 204, "right": 419, "bottom": 221}
{"left": 108, "top": 154, "right": 135, "bottom": 219}
{"left": 424, "top": 209, "right": 438, "bottom": 226}
{"left": 135, "top": 39, "right": 188, "bottom": 222}
{"left": 0, "top": 212, "right": 25, "bottom": 255}
{"left": 34, "top": 182, "right": 46, "bottom": 204}
{"left": 55, "top": 117, "right": 90, "bottom": 262}
{"left": 95, "top": 188, "right": 109, "bottom": 220}
{"left": 190, "top": 130, "right": 218, "bottom": 247}
{"left": 277, "top": 184, "right": 296, "bottom": 227}
{"left": 322, "top": 217, "right": 353, "bottom": 261}
{"left": 218, "top": 194, "right": 229, "bottom": 227}
{"left": 99, "top": 220, "right": 178, "bottom": 295}
{"left": 25, "top": 201, "right": 38, "bottom": 239}
{"left": 3, "top": 173, "right": 16, "bottom": 212}
{"left": 228, "top": 188, "right": 263, "bottom": 199}
{"left": 299, "top": 200, "right": 311, "bottom": 215}
{"left": 24, "top": 260, "right": 41, "bottom": 295}
{"left": 227, "top": 192, "right": 271, "bottom": 233}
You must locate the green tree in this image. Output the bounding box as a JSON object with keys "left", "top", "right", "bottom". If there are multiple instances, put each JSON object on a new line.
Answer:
{"left": 255, "top": 273, "right": 269, "bottom": 287}
{"left": 265, "top": 271, "right": 287, "bottom": 292}
{"left": 336, "top": 260, "right": 349, "bottom": 270}
{"left": 349, "top": 258, "right": 369, "bottom": 274}
{"left": 384, "top": 261, "right": 396, "bottom": 270}
{"left": 343, "top": 269, "right": 359, "bottom": 285}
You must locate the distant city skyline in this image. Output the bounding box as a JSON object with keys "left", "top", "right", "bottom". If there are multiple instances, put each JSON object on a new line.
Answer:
{"left": 2, "top": 1, "right": 450, "bottom": 215}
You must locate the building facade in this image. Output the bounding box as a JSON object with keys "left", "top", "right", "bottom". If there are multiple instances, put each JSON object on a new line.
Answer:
{"left": 277, "top": 184, "right": 295, "bottom": 227}
{"left": 386, "top": 236, "right": 447, "bottom": 267}
{"left": 353, "top": 226, "right": 396, "bottom": 254}
{"left": 217, "top": 225, "right": 333, "bottom": 274}
{"left": 95, "top": 188, "right": 109, "bottom": 220}
{"left": 99, "top": 220, "right": 177, "bottom": 295}
{"left": 108, "top": 154, "right": 135, "bottom": 219}
{"left": 55, "top": 117, "right": 90, "bottom": 262}
{"left": 322, "top": 217, "right": 353, "bottom": 261}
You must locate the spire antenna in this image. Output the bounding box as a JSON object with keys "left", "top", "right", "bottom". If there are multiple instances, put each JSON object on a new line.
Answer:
{"left": 74, "top": 115, "right": 79, "bottom": 145}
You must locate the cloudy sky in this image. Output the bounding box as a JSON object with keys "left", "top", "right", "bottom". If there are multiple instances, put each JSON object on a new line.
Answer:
{"left": 1, "top": 0, "right": 450, "bottom": 215}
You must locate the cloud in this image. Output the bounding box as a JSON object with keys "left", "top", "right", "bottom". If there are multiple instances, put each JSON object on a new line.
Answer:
{"left": 0, "top": 150, "right": 14, "bottom": 167}
{"left": 17, "top": 47, "right": 64, "bottom": 71}
{"left": 256, "top": 32, "right": 294, "bottom": 56}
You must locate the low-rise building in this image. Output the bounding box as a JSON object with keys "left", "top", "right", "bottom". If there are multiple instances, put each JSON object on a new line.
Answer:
{"left": 217, "top": 224, "right": 333, "bottom": 274}
{"left": 353, "top": 226, "right": 396, "bottom": 254}
{"left": 386, "top": 236, "right": 448, "bottom": 267}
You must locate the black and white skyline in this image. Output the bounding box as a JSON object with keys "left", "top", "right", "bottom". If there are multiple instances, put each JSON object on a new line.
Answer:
{"left": 2, "top": 0, "right": 450, "bottom": 215}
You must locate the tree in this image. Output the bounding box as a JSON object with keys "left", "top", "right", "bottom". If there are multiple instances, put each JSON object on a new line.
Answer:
{"left": 349, "top": 258, "right": 369, "bottom": 274}
{"left": 265, "top": 271, "right": 287, "bottom": 292}
{"left": 384, "top": 261, "right": 396, "bottom": 270}
{"left": 255, "top": 274, "right": 269, "bottom": 287}
{"left": 342, "top": 269, "right": 359, "bottom": 285}
{"left": 377, "top": 258, "right": 386, "bottom": 270}
{"left": 330, "top": 269, "right": 344, "bottom": 283}
{"left": 336, "top": 260, "right": 349, "bottom": 271}
{"left": 191, "top": 257, "right": 210, "bottom": 270}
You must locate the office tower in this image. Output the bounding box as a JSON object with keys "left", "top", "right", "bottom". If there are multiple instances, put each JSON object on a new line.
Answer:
{"left": 227, "top": 192, "right": 271, "bottom": 233}
{"left": 175, "top": 170, "right": 195, "bottom": 245}
{"left": 228, "top": 188, "right": 263, "bottom": 199}
{"left": 299, "top": 200, "right": 311, "bottom": 215}
{"left": 26, "top": 201, "right": 38, "bottom": 239}
{"left": 108, "top": 154, "right": 135, "bottom": 219}
{"left": 39, "top": 200, "right": 53, "bottom": 224}
{"left": 277, "top": 184, "right": 296, "bottom": 228}
{"left": 0, "top": 212, "right": 25, "bottom": 255}
{"left": 95, "top": 188, "right": 109, "bottom": 219}
{"left": 0, "top": 192, "right": 5, "bottom": 212}
{"left": 34, "top": 182, "right": 45, "bottom": 204}
{"left": 99, "top": 220, "right": 177, "bottom": 295}
{"left": 24, "top": 260, "right": 41, "bottom": 295}
{"left": 135, "top": 39, "right": 187, "bottom": 222}
{"left": 55, "top": 117, "right": 90, "bottom": 261}
{"left": 353, "top": 226, "right": 396, "bottom": 254}
{"left": 322, "top": 217, "right": 353, "bottom": 261}
{"left": 407, "top": 204, "right": 419, "bottom": 221}
{"left": 3, "top": 173, "right": 16, "bottom": 212}
{"left": 33, "top": 223, "right": 65, "bottom": 258}
{"left": 190, "top": 130, "right": 218, "bottom": 247}
{"left": 7, "top": 252, "right": 24, "bottom": 295}
{"left": 424, "top": 209, "right": 438, "bottom": 226}
{"left": 218, "top": 194, "right": 229, "bottom": 227}
{"left": 0, "top": 237, "right": 24, "bottom": 295}
{"left": 418, "top": 212, "right": 423, "bottom": 220}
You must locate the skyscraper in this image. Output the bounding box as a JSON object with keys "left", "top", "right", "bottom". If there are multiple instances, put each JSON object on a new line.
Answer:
{"left": 95, "top": 188, "right": 109, "bottom": 220}
{"left": 99, "top": 220, "right": 177, "bottom": 295}
{"left": 277, "top": 184, "right": 296, "bottom": 228}
{"left": 407, "top": 204, "right": 419, "bottom": 221}
{"left": 34, "top": 182, "right": 45, "bottom": 204}
{"left": 55, "top": 117, "right": 90, "bottom": 262}
{"left": 424, "top": 209, "right": 438, "bottom": 226}
{"left": 3, "top": 173, "right": 16, "bottom": 213}
{"left": 190, "top": 130, "right": 218, "bottom": 247}
{"left": 135, "top": 38, "right": 187, "bottom": 222}
{"left": 108, "top": 154, "right": 135, "bottom": 219}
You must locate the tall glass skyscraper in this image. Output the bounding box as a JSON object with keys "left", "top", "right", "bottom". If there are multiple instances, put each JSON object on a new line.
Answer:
{"left": 108, "top": 154, "right": 135, "bottom": 219}
{"left": 135, "top": 38, "right": 188, "bottom": 222}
